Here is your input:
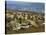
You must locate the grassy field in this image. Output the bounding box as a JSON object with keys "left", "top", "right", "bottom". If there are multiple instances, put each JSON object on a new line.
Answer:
{"left": 6, "top": 25, "right": 44, "bottom": 34}
{"left": 5, "top": 10, "right": 45, "bottom": 34}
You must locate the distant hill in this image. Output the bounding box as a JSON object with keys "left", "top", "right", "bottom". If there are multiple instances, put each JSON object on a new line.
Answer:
{"left": 6, "top": 1, "right": 45, "bottom": 14}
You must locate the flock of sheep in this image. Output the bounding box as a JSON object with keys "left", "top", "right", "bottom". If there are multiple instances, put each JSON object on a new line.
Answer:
{"left": 6, "top": 11, "right": 44, "bottom": 31}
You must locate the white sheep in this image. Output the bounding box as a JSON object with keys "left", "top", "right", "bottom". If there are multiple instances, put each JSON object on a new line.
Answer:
{"left": 10, "top": 19, "right": 21, "bottom": 31}
{"left": 27, "top": 20, "right": 39, "bottom": 27}
{"left": 21, "top": 25, "right": 29, "bottom": 28}
{"left": 6, "top": 13, "right": 14, "bottom": 19}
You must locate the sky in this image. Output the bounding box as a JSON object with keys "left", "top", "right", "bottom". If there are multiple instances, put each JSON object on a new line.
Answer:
{"left": 6, "top": 1, "right": 45, "bottom": 13}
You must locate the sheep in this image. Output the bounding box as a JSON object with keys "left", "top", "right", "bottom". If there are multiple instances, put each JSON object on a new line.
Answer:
{"left": 6, "top": 13, "right": 14, "bottom": 19}
{"left": 27, "top": 20, "right": 39, "bottom": 27}
{"left": 9, "top": 19, "right": 21, "bottom": 31}
{"left": 21, "top": 25, "right": 29, "bottom": 28}
{"left": 13, "top": 23, "right": 21, "bottom": 31}
{"left": 20, "top": 23, "right": 29, "bottom": 28}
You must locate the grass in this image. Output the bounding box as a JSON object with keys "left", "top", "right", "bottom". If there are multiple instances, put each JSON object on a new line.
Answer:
{"left": 5, "top": 10, "right": 45, "bottom": 34}
{"left": 6, "top": 24, "right": 45, "bottom": 34}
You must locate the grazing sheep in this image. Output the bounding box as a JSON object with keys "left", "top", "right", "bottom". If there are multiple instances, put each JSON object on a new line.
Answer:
{"left": 21, "top": 23, "right": 27, "bottom": 25}
{"left": 10, "top": 15, "right": 14, "bottom": 19}
{"left": 20, "top": 23, "right": 29, "bottom": 28}
{"left": 6, "top": 13, "right": 11, "bottom": 19}
{"left": 6, "top": 13, "right": 14, "bottom": 19}
{"left": 21, "top": 25, "right": 29, "bottom": 28}
{"left": 27, "top": 20, "right": 39, "bottom": 27}
{"left": 28, "top": 22, "right": 32, "bottom": 27}
{"left": 10, "top": 20, "right": 21, "bottom": 31}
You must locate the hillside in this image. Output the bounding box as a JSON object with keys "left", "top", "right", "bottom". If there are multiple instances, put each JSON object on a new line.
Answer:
{"left": 5, "top": 9, "right": 45, "bottom": 34}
